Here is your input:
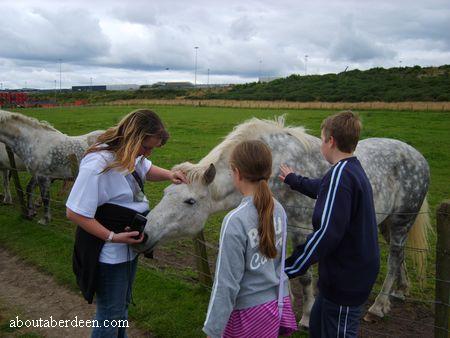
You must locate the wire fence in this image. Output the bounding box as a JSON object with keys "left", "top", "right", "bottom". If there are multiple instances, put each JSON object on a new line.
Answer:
{"left": 1, "top": 160, "right": 449, "bottom": 337}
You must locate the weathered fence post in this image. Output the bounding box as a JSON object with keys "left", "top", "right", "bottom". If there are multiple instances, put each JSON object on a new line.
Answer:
{"left": 193, "top": 230, "right": 213, "bottom": 287}
{"left": 435, "top": 200, "right": 450, "bottom": 338}
{"left": 5, "top": 145, "right": 27, "bottom": 217}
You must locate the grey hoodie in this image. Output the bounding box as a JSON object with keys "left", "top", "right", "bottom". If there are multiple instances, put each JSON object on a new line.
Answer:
{"left": 203, "top": 196, "right": 289, "bottom": 338}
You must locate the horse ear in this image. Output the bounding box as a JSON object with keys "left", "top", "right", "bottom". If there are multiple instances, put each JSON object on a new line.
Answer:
{"left": 203, "top": 164, "right": 216, "bottom": 185}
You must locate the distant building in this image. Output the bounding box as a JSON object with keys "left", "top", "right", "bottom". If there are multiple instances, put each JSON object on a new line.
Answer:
{"left": 72, "top": 85, "right": 106, "bottom": 91}
{"left": 151, "top": 82, "right": 194, "bottom": 89}
{"left": 106, "top": 84, "right": 140, "bottom": 91}
{"left": 72, "top": 84, "right": 139, "bottom": 91}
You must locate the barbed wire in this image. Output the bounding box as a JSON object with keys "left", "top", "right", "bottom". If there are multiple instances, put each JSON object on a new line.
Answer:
{"left": 284, "top": 203, "right": 449, "bottom": 216}
{"left": 3, "top": 171, "right": 450, "bottom": 287}
{"left": 139, "top": 254, "right": 212, "bottom": 290}
{"left": 359, "top": 327, "right": 394, "bottom": 337}
{"left": 374, "top": 313, "right": 450, "bottom": 333}
{"left": 3, "top": 190, "right": 450, "bottom": 265}
{"left": 2, "top": 165, "right": 450, "bottom": 217}
{"left": 4, "top": 184, "right": 450, "bottom": 229}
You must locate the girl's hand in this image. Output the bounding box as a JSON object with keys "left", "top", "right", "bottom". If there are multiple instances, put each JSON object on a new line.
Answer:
{"left": 279, "top": 164, "right": 295, "bottom": 181}
{"left": 171, "top": 170, "right": 188, "bottom": 184}
{"left": 112, "top": 231, "right": 144, "bottom": 244}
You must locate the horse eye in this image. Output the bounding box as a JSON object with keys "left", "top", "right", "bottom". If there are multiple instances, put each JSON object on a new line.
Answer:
{"left": 184, "top": 198, "right": 196, "bottom": 205}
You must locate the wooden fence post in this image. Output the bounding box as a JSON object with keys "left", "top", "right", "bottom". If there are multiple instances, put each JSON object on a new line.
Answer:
{"left": 435, "top": 200, "right": 450, "bottom": 338}
{"left": 5, "top": 145, "right": 27, "bottom": 217}
{"left": 193, "top": 230, "right": 213, "bottom": 287}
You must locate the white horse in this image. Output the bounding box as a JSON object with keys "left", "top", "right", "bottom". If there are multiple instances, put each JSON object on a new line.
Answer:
{"left": 0, "top": 109, "right": 103, "bottom": 224}
{"left": 135, "top": 116, "right": 431, "bottom": 326}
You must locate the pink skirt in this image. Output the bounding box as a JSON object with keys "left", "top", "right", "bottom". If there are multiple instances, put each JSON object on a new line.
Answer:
{"left": 223, "top": 296, "right": 298, "bottom": 338}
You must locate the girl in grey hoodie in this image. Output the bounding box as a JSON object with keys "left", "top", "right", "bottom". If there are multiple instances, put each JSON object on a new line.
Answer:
{"left": 203, "top": 140, "right": 297, "bottom": 338}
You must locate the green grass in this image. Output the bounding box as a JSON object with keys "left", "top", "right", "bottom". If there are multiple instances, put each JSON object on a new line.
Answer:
{"left": 1, "top": 105, "right": 449, "bottom": 337}
{"left": 0, "top": 300, "right": 45, "bottom": 338}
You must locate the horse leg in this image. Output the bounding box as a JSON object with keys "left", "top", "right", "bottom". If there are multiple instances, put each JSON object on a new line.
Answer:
{"left": 57, "top": 179, "right": 73, "bottom": 197}
{"left": 2, "top": 169, "right": 12, "bottom": 204}
{"left": 367, "top": 215, "right": 412, "bottom": 319}
{"left": 290, "top": 231, "right": 315, "bottom": 328}
{"left": 391, "top": 261, "right": 409, "bottom": 301}
{"left": 26, "top": 176, "right": 38, "bottom": 218}
{"left": 378, "top": 218, "right": 409, "bottom": 301}
{"left": 297, "top": 271, "right": 315, "bottom": 328}
{"left": 37, "top": 176, "right": 51, "bottom": 225}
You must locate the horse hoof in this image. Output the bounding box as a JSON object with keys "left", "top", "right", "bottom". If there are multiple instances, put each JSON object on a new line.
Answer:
{"left": 299, "top": 316, "right": 310, "bottom": 329}
{"left": 363, "top": 312, "right": 382, "bottom": 323}
{"left": 390, "top": 290, "right": 406, "bottom": 301}
{"left": 299, "top": 325, "right": 309, "bottom": 331}
{"left": 38, "top": 218, "right": 49, "bottom": 225}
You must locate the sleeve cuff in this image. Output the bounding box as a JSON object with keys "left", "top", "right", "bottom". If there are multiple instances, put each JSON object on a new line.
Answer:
{"left": 202, "top": 326, "right": 220, "bottom": 338}
{"left": 65, "top": 204, "right": 95, "bottom": 219}
{"left": 284, "top": 172, "right": 298, "bottom": 187}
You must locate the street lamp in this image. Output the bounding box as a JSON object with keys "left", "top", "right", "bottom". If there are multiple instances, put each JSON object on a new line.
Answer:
{"left": 207, "top": 68, "right": 210, "bottom": 88}
{"left": 258, "top": 60, "right": 262, "bottom": 82}
{"left": 304, "top": 55, "right": 308, "bottom": 75}
{"left": 58, "top": 59, "right": 62, "bottom": 92}
{"left": 194, "top": 46, "right": 199, "bottom": 86}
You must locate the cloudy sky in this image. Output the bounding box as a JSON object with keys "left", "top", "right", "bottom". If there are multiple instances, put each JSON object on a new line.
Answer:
{"left": 1, "top": 0, "right": 449, "bottom": 89}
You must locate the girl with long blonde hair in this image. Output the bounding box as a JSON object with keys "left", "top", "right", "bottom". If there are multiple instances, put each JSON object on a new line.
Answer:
{"left": 66, "top": 109, "right": 187, "bottom": 337}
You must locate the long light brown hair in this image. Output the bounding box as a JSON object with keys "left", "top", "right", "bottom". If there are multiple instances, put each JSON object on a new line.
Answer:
{"left": 230, "top": 140, "right": 276, "bottom": 259}
{"left": 86, "top": 109, "right": 169, "bottom": 173}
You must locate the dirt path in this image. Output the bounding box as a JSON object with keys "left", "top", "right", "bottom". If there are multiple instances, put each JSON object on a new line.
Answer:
{"left": 0, "top": 247, "right": 151, "bottom": 338}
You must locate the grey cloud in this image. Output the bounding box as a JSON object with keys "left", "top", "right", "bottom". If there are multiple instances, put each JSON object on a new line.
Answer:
{"left": 329, "top": 16, "right": 396, "bottom": 62}
{"left": 0, "top": 6, "right": 110, "bottom": 63}
{"left": 0, "top": 0, "right": 448, "bottom": 89}
{"left": 229, "top": 16, "right": 256, "bottom": 41}
{"left": 110, "top": 5, "right": 160, "bottom": 26}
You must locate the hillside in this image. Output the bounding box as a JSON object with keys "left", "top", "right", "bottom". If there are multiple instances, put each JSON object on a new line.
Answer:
{"left": 197, "top": 65, "right": 450, "bottom": 102}
{"left": 25, "top": 65, "right": 450, "bottom": 105}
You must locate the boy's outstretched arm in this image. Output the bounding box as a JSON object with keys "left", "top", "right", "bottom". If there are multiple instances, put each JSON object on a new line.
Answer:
{"left": 279, "top": 164, "right": 321, "bottom": 199}
{"left": 284, "top": 162, "right": 352, "bottom": 278}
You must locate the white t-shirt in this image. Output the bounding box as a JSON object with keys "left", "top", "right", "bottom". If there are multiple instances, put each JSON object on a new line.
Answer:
{"left": 66, "top": 150, "right": 152, "bottom": 264}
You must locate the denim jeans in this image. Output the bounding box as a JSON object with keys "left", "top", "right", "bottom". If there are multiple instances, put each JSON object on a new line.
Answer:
{"left": 91, "top": 257, "right": 138, "bottom": 338}
{"left": 309, "top": 293, "right": 363, "bottom": 338}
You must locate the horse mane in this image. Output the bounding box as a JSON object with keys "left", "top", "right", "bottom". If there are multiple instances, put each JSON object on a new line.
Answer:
{"left": 173, "top": 115, "right": 314, "bottom": 184}
{"left": 0, "top": 109, "right": 60, "bottom": 133}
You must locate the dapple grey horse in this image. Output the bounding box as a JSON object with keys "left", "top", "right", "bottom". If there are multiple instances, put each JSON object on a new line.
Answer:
{"left": 134, "top": 117, "right": 431, "bottom": 325}
{"left": 0, "top": 109, "right": 103, "bottom": 224}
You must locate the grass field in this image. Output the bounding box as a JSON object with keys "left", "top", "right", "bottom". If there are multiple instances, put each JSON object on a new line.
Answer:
{"left": 0, "top": 105, "right": 449, "bottom": 337}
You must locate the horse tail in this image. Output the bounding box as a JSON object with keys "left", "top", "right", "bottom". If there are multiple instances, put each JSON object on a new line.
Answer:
{"left": 406, "top": 196, "right": 432, "bottom": 285}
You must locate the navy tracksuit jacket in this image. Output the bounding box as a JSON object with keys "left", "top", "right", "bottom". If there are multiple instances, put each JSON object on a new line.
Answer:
{"left": 284, "top": 156, "right": 380, "bottom": 306}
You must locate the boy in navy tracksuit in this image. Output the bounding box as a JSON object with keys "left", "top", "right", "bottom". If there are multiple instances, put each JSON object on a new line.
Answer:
{"left": 279, "top": 111, "right": 380, "bottom": 338}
